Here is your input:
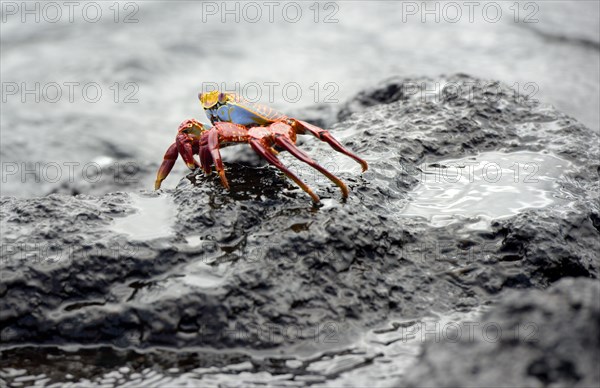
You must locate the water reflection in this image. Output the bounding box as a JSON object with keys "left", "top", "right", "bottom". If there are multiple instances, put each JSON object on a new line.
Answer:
{"left": 112, "top": 194, "right": 177, "bottom": 240}
{"left": 402, "top": 151, "right": 573, "bottom": 230}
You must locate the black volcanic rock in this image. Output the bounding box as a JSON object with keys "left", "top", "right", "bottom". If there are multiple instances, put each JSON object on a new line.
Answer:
{"left": 402, "top": 277, "right": 600, "bottom": 388}
{"left": 1, "top": 75, "right": 598, "bottom": 370}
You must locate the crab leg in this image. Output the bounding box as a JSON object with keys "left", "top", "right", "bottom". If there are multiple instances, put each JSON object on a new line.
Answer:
{"left": 206, "top": 127, "right": 229, "bottom": 190}
{"left": 202, "top": 122, "right": 250, "bottom": 189}
{"left": 155, "top": 142, "right": 178, "bottom": 190}
{"left": 290, "top": 119, "right": 369, "bottom": 172}
{"left": 248, "top": 128, "right": 320, "bottom": 203}
{"left": 269, "top": 123, "right": 350, "bottom": 198}
{"left": 198, "top": 133, "right": 213, "bottom": 175}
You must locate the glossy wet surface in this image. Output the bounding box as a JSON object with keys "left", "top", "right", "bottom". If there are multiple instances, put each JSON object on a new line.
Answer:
{"left": 2, "top": 79, "right": 597, "bottom": 386}
{"left": 2, "top": 2, "right": 598, "bottom": 387}
{"left": 112, "top": 194, "right": 177, "bottom": 241}
{"left": 0, "top": 308, "right": 484, "bottom": 387}
{"left": 402, "top": 151, "right": 574, "bottom": 230}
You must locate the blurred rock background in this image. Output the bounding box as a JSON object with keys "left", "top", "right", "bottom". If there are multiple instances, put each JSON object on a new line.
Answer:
{"left": 1, "top": 1, "right": 599, "bottom": 197}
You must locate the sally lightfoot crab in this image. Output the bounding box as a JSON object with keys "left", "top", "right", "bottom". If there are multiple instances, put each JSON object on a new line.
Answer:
{"left": 155, "top": 91, "right": 368, "bottom": 203}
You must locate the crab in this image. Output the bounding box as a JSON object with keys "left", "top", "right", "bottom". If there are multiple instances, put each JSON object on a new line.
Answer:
{"left": 155, "top": 91, "right": 368, "bottom": 203}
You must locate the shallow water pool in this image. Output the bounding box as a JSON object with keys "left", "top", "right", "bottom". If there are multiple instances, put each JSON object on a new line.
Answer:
{"left": 402, "top": 151, "right": 573, "bottom": 230}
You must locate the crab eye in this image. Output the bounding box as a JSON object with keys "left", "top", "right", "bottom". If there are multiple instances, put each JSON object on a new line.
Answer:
{"left": 200, "top": 91, "right": 219, "bottom": 109}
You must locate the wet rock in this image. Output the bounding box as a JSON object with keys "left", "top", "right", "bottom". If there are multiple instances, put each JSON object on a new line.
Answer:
{"left": 402, "top": 278, "right": 600, "bottom": 388}
{"left": 47, "top": 160, "right": 158, "bottom": 197}
{"left": 1, "top": 75, "right": 598, "bottom": 353}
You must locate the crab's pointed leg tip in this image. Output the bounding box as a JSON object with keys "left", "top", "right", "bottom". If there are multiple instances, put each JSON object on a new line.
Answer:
{"left": 218, "top": 170, "right": 230, "bottom": 191}
{"left": 309, "top": 191, "right": 321, "bottom": 204}
{"left": 155, "top": 174, "right": 168, "bottom": 190}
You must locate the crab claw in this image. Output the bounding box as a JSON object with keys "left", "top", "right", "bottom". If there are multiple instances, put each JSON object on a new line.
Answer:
{"left": 154, "top": 119, "right": 207, "bottom": 189}
{"left": 176, "top": 132, "right": 197, "bottom": 171}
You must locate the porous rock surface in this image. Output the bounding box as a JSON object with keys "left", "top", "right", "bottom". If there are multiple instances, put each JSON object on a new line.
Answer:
{"left": 1, "top": 76, "right": 598, "bottom": 384}
{"left": 402, "top": 277, "right": 600, "bottom": 388}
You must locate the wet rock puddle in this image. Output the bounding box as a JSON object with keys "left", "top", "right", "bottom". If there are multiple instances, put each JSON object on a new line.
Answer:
{"left": 401, "top": 151, "right": 575, "bottom": 231}
{"left": 112, "top": 194, "right": 177, "bottom": 241}
{"left": 0, "top": 308, "right": 486, "bottom": 387}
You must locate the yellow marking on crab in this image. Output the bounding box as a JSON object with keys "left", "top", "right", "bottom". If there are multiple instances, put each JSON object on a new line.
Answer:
{"left": 199, "top": 90, "right": 220, "bottom": 108}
